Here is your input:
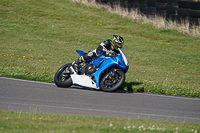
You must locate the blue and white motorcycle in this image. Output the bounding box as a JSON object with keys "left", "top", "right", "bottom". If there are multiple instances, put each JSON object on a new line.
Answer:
{"left": 54, "top": 48, "right": 129, "bottom": 92}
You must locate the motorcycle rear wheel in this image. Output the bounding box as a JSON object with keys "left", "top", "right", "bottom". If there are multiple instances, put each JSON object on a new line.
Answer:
{"left": 100, "top": 69, "right": 125, "bottom": 92}
{"left": 54, "top": 63, "right": 72, "bottom": 87}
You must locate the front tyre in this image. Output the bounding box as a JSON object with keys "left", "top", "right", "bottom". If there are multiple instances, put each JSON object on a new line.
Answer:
{"left": 54, "top": 63, "right": 72, "bottom": 88}
{"left": 100, "top": 70, "right": 125, "bottom": 92}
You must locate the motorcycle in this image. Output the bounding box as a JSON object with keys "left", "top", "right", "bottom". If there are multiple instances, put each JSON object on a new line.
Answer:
{"left": 54, "top": 48, "right": 129, "bottom": 92}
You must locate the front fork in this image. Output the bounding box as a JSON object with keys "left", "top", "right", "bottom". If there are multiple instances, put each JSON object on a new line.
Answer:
{"left": 63, "top": 65, "right": 77, "bottom": 76}
{"left": 69, "top": 66, "right": 77, "bottom": 74}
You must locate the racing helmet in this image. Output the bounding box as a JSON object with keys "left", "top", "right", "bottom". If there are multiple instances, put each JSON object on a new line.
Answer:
{"left": 111, "top": 34, "right": 124, "bottom": 50}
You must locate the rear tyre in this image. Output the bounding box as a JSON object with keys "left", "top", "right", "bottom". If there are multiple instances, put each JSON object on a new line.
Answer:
{"left": 100, "top": 69, "right": 125, "bottom": 92}
{"left": 54, "top": 63, "right": 72, "bottom": 87}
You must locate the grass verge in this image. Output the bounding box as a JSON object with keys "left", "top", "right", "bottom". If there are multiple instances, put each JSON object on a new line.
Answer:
{"left": 0, "top": 111, "right": 200, "bottom": 133}
{"left": 0, "top": 0, "right": 200, "bottom": 97}
{"left": 80, "top": 0, "right": 200, "bottom": 38}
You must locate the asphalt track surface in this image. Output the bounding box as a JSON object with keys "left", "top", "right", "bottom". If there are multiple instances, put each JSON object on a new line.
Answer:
{"left": 0, "top": 77, "right": 200, "bottom": 123}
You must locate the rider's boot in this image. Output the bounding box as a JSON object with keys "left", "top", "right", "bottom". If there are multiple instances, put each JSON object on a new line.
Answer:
{"left": 72, "top": 56, "right": 84, "bottom": 72}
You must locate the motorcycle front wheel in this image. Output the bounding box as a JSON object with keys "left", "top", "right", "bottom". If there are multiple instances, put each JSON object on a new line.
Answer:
{"left": 54, "top": 63, "right": 72, "bottom": 88}
{"left": 100, "top": 69, "right": 125, "bottom": 92}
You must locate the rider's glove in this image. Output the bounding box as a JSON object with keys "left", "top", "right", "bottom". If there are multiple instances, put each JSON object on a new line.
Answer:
{"left": 106, "top": 50, "right": 114, "bottom": 57}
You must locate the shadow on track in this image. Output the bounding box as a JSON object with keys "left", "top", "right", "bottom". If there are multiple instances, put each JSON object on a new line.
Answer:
{"left": 69, "top": 81, "right": 143, "bottom": 94}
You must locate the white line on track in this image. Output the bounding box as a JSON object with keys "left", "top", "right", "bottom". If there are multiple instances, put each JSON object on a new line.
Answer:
{"left": 0, "top": 77, "right": 200, "bottom": 101}
{"left": 0, "top": 77, "right": 55, "bottom": 85}
{"left": 1, "top": 101, "right": 200, "bottom": 121}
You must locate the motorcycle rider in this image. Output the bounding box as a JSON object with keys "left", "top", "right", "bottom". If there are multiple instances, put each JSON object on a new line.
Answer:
{"left": 72, "top": 34, "right": 124, "bottom": 69}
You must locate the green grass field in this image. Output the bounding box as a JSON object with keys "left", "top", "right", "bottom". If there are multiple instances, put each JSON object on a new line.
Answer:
{"left": 0, "top": 0, "right": 200, "bottom": 132}
{"left": 0, "top": 0, "right": 200, "bottom": 98}
{"left": 0, "top": 111, "right": 199, "bottom": 133}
